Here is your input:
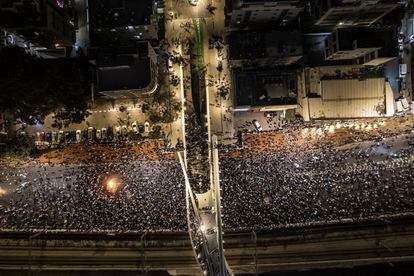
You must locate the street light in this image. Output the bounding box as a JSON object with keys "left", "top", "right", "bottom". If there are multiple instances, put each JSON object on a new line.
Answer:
{"left": 104, "top": 176, "right": 122, "bottom": 194}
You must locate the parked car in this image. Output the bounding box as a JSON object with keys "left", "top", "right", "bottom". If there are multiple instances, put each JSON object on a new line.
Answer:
{"left": 87, "top": 127, "right": 95, "bottom": 141}
{"left": 121, "top": 125, "right": 128, "bottom": 136}
{"left": 45, "top": 132, "right": 52, "bottom": 143}
{"left": 69, "top": 131, "right": 76, "bottom": 143}
{"left": 82, "top": 129, "right": 88, "bottom": 141}
{"left": 144, "top": 122, "right": 150, "bottom": 133}
{"left": 101, "top": 128, "right": 107, "bottom": 140}
{"left": 58, "top": 131, "right": 64, "bottom": 143}
{"left": 52, "top": 131, "right": 58, "bottom": 144}
{"left": 132, "top": 122, "right": 138, "bottom": 133}
{"left": 96, "top": 129, "right": 101, "bottom": 140}
{"left": 107, "top": 127, "right": 114, "bottom": 140}
{"left": 252, "top": 119, "right": 263, "bottom": 132}
{"left": 115, "top": 126, "right": 121, "bottom": 138}
{"left": 76, "top": 130, "right": 82, "bottom": 142}
{"left": 138, "top": 124, "right": 145, "bottom": 133}
{"left": 189, "top": 0, "right": 198, "bottom": 6}
{"left": 64, "top": 131, "right": 70, "bottom": 142}
{"left": 37, "top": 132, "right": 45, "bottom": 142}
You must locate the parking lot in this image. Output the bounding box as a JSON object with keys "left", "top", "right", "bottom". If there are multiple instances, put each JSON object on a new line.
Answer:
{"left": 34, "top": 121, "right": 154, "bottom": 147}
{"left": 234, "top": 110, "right": 288, "bottom": 133}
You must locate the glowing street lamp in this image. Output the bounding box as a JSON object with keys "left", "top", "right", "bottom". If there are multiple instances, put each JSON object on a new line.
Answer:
{"left": 104, "top": 177, "right": 121, "bottom": 194}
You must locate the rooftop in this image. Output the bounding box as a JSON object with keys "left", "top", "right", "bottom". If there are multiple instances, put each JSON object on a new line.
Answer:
{"left": 326, "top": 48, "right": 381, "bottom": 61}
{"left": 232, "top": 0, "right": 304, "bottom": 8}
{"left": 228, "top": 30, "right": 302, "bottom": 61}
{"left": 363, "top": 57, "right": 397, "bottom": 66}
{"left": 93, "top": 42, "right": 155, "bottom": 95}
{"left": 88, "top": 0, "right": 153, "bottom": 29}
{"left": 315, "top": 1, "right": 400, "bottom": 27}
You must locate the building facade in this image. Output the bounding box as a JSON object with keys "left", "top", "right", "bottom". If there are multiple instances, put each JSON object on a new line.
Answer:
{"left": 298, "top": 61, "right": 398, "bottom": 121}
{"left": 0, "top": 0, "right": 75, "bottom": 49}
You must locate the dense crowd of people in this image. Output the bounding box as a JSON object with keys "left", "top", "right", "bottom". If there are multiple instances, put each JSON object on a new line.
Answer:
{"left": 184, "top": 106, "right": 211, "bottom": 193}
{"left": 0, "top": 160, "right": 187, "bottom": 232}
{"left": 221, "top": 118, "right": 414, "bottom": 229}
{"left": 0, "top": 117, "right": 414, "bottom": 232}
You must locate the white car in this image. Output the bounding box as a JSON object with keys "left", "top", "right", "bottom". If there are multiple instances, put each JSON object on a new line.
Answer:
{"left": 58, "top": 131, "right": 64, "bottom": 143}
{"left": 189, "top": 0, "right": 198, "bottom": 6}
{"left": 96, "top": 129, "right": 101, "bottom": 140}
{"left": 132, "top": 122, "right": 138, "bottom": 133}
{"left": 121, "top": 125, "right": 128, "bottom": 136}
{"left": 252, "top": 120, "right": 263, "bottom": 132}
{"left": 398, "top": 32, "right": 404, "bottom": 44}
{"left": 168, "top": 59, "right": 173, "bottom": 72}
{"left": 144, "top": 122, "right": 150, "bottom": 133}
{"left": 87, "top": 127, "right": 95, "bottom": 141}
{"left": 115, "top": 126, "right": 121, "bottom": 137}
{"left": 76, "top": 130, "right": 82, "bottom": 142}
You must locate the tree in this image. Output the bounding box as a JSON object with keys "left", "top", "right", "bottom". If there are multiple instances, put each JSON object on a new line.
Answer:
{"left": 217, "top": 84, "right": 230, "bottom": 100}
{"left": 216, "top": 62, "right": 223, "bottom": 73}
{"left": 206, "top": 4, "right": 217, "bottom": 15}
{"left": 149, "top": 125, "right": 162, "bottom": 139}
{"left": 0, "top": 134, "right": 37, "bottom": 159}
{"left": 148, "top": 86, "right": 182, "bottom": 124}
{"left": 0, "top": 46, "right": 91, "bottom": 127}
{"left": 169, "top": 74, "right": 180, "bottom": 87}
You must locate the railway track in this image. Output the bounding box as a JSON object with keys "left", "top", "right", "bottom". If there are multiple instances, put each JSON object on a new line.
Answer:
{"left": 1, "top": 217, "right": 414, "bottom": 274}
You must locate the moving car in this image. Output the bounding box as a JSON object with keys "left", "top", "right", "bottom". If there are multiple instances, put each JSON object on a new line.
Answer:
{"left": 252, "top": 119, "right": 263, "bottom": 132}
